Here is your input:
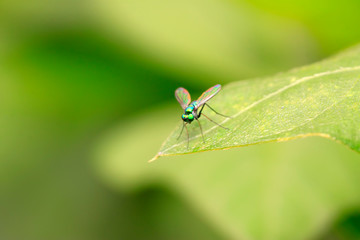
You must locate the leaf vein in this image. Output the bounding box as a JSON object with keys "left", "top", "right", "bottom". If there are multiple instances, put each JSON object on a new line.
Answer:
{"left": 162, "top": 65, "right": 360, "bottom": 154}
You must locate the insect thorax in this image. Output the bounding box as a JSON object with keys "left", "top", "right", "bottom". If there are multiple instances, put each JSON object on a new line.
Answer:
{"left": 185, "top": 106, "right": 194, "bottom": 113}
{"left": 185, "top": 102, "right": 199, "bottom": 112}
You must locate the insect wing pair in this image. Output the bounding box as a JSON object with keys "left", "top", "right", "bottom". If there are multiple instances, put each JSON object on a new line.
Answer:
{"left": 175, "top": 84, "right": 221, "bottom": 111}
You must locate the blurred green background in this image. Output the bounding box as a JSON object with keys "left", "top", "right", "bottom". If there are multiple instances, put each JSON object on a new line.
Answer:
{"left": 1, "top": 0, "right": 360, "bottom": 239}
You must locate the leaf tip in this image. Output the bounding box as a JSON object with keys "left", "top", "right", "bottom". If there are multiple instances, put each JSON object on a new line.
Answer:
{"left": 148, "top": 153, "right": 161, "bottom": 163}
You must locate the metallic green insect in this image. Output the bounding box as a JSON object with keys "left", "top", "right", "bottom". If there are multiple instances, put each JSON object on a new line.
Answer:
{"left": 175, "top": 84, "right": 230, "bottom": 148}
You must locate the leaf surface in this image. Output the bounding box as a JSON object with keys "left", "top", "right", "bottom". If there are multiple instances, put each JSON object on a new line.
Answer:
{"left": 95, "top": 104, "right": 360, "bottom": 240}
{"left": 153, "top": 46, "right": 360, "bottom": 160}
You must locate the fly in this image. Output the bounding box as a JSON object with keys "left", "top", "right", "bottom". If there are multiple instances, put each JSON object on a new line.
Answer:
{"left": 175, "top": 84, "right": 230, "bottom": 148}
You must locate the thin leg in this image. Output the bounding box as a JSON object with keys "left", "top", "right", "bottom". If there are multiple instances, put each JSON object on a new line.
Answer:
{"left": 177, "top": 122, "right": 185, "bottom": 140}
{"left": 206, "top": 104, "right": 232, "bottom": 118}
{"left": 202, "top": 113, "right": 229, "bottom": 130}
{"left": 184, "top": 124, "right": 189, "bottom": 149}
{"left": 197, "top": 104, "right": 205, "bottom": 118}
{"left": 196, "top": 119, "right": 205, "bottom": 143}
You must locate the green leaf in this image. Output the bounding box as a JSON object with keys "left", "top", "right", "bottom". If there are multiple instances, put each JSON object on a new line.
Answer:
{"left": 152, "top": 45, "right": 360, "bottom": 161}
{"left": 95, "top": 103, "right": 360, "bottom": 240}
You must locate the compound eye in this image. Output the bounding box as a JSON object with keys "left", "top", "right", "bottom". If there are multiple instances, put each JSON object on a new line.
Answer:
{"left": 188, "top": 114, "right": 194, "bottom": 120}
{"left": 181, "top": 114, "right": 188, "bottom": 120}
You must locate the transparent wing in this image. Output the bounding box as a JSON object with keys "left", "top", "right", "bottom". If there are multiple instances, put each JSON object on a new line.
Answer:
{"left": 175, "top": 87, "right": 191, "bottom": 109}
{"left": 196, "top": 84, "right": 221, "bottom": 108}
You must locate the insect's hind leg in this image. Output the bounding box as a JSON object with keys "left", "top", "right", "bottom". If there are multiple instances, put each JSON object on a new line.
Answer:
{"left": 205, "top": 104, "right": 232, "bottom": 118}
{"left": 202, "top": 113, "right": 229, "bottom": 130}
